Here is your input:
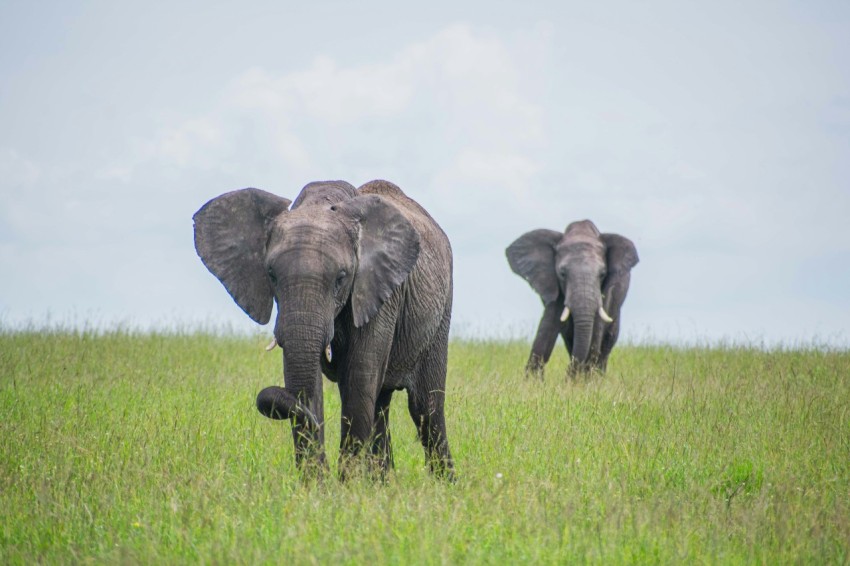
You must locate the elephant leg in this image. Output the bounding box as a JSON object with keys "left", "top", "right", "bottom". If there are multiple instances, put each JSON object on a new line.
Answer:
{"left": 337, "top": 314, "right": 394, "bottom": 480}
{"left": 598, "top": 278, "right": 629, "bottom": 372}
{"left": 598, "top": 319, "right": 620, "bottom": 372}
{"left": 370, "top": 388, "right": 395, "bottom": 476}
{"left": 407, "top": 314, "right": 454, "bottom": 480}
{"left": 337, "top": 377, "right": 377, "bottom": 479}
{"left": 292, "top": 410, "right": 328, "bottom": 475}
{"left": 559, "top": 319, "right": 574, "bottom": 357}
{"left": 588, "top": 319, "right": 606, "bottom": 372}
{"left": 527, "top": 301, "right": 563, "bottom": 379}
{"left": 407, "top": 389, "right": 453, "bottom": 481}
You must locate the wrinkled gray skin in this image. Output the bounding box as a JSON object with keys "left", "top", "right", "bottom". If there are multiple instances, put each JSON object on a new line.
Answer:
{"left": 194, "top": 180, "right": 454, "bottom": 479}
{"left": 506, "top": 220, "right": 638, "bottom": 377}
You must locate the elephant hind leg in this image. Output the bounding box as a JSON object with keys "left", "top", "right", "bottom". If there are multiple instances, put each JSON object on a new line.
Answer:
{"left": 370, "top": 389, "right": 395, "bottom": 477}
{"left": 406, "top": 317, "right": 454, "bottom": 480}
{"left": 407, "top": 389, "right": 454, "bottom": 481}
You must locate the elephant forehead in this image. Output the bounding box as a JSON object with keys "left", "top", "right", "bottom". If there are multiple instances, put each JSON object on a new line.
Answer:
{"left": 291, "top": 180, "right": 356, "bottom": 209}
{"left": 557, "top": 239, "right": 604, "bottom": 257}
{"left": 564, "top": 219, "right": 600, "bottom": 236}
{"left": 269, "top": 209, "right": 357, "bottom": 252}
{"left": 275, "top": 206, "right": 350, "bottom": 233}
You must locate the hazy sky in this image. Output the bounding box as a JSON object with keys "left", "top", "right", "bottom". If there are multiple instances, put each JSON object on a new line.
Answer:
{"left": 1, "top": 0, "right": 848, "bottom": 345}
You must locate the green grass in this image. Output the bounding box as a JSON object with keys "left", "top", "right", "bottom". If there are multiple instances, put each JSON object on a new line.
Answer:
{"left": 1, "top": 330, "right": 848, "bottom": 564}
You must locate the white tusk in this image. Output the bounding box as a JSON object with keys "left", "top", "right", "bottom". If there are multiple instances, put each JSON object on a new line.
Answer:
{"left": 560, "top": 306, "right": 570, "bottom": 322}
{"left": 598, "top": 306, "right": 614, "bottom": 323}
{"left": 325, "top": 344, "right": 333, "bottom": 363}
{"left": 265, "top": 338, "right": 277, "bottom": 352}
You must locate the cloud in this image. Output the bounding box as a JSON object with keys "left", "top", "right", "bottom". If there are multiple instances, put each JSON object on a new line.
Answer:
{"left": 0, "top": 149, "right": 41, "bottom": 187}
{"left": 1, "top": 23, "right": 552, "bottom": 330}
{"left": 2, "top": 10, "right": 847, "bottom": 346}
{"left": 156, "top": 118, "right": 224, "bottom": 167}
{"left": 117, "top": 23, "right": 549, "bottom": 197}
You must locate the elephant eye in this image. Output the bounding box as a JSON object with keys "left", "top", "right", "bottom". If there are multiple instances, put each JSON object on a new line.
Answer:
{"left": 334, "top": 270, "right": 347, "bottom": 294}
{"left": 267, "top": 267, "right": 277, "bottom": 284}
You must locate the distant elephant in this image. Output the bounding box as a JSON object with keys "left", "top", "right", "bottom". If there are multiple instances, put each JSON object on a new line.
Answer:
{"left": 193, "top": 179, "right": 454, "bottom": 479}
{"left": 506, "top": 220, "right": 638, "bottom": 376}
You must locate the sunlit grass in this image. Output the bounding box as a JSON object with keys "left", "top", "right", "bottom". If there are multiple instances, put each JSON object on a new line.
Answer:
{"left": 1, "top": 330, "right": 848, "bottom": 563}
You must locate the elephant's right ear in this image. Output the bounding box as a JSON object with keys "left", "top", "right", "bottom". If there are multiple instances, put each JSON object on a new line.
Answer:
{"left": 193, "top": 188, "right": 291, "bottom": 324}
{"left": 505, "top": 229, "right": 563, "bottom": 304}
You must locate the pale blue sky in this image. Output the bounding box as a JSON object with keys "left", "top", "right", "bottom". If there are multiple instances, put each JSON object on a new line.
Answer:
{"left": 1, "top": 0, "right": 848, "bottom": 345}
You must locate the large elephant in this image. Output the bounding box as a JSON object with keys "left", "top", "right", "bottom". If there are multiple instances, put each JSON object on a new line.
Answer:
{"left": 506, "top": 220, "right": 638, "bottom": 376}
{"left": 193, "top": 179, "right": 454, "bottom": 479}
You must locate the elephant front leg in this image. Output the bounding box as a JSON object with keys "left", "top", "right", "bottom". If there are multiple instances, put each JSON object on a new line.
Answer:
{"left": 527, "top": 301, "right": 563, "bottom": 379}
{"left": 597, "top": 319, "right": 620, "bottom": 372}
{"left": 559, "top": 320, "right": 574, "bottom": 357}
{"left": 336, "top": 306, "right": 400, "bottom": 480}
{"left": 597, "top": 281, "right": 627, "bottom": 372}
{"left": 288, "top": 381, "right": 328, "bottom": 475}
{"left": 337, "top": 377, "right": 379, "bottom": 480}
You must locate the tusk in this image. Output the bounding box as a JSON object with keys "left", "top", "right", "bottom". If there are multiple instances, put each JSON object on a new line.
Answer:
{"left": 265, "top": 338, "right": 277, "bottom": 352}
{"left": 325, "top": 344, "right": 332, "bottom": 363}
{"left": 598, "top": 306, "right": 614, "bottom": 323}
{"left": 560, "top": 306, "right": 570, "bottom": 322}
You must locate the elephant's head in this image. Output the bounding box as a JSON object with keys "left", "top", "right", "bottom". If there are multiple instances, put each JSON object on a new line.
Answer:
{"left": 193, "top": 180, "right": 420, "bottom": 461}
{"left": 506, "top": 220, "right": 638, "bottom": 369}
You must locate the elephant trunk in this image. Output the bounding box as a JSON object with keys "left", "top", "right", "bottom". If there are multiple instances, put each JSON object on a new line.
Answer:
{"left": 283, "top": 304, "right": 328, "bottom": 382}
{"left": 570, "top": 312, "right": 595, "bottom": 367}
{"left": 258, "top": 289, "right": 332, "bottom": 466}
{"left": 566, "top": 274, "right": 601, "bottom": 369}
{"left": 256, "top": 385, "right": 319, "bottom": 428}
{"left": 256, "top": 316, "right": 326, "bottom": 421}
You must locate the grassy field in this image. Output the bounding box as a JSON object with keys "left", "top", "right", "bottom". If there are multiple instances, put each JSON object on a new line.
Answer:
{"left": 1, "top": 330, "right": 848, "bottom": 564}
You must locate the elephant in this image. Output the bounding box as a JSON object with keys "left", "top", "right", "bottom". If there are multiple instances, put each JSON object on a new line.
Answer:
{"left": 506, "top": 220, "right": 638, "bottom": 376}
{"left": 193, "top": 179, "right": 454, "bottom": 479}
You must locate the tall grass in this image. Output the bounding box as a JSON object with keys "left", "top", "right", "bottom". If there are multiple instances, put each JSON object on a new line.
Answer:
{"left": 1, "top": 330, "right": 847, "bottom": 563}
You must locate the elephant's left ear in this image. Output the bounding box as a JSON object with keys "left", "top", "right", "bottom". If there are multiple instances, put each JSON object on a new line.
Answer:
{"left": 332, "top": 195, "right": 420, "bottom": 328}
{"left": 601, "top": 233, "right": 639, "bottom": 274}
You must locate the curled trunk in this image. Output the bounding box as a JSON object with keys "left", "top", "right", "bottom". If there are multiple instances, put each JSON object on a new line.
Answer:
{"left": 256, "top": 385, "right": 319, "bottom": 428}
{"left": 280, "top": 315, "right": 328, "bottom": 462}
{"left": 256, "top": 289, "right": 331, "bottom": 467}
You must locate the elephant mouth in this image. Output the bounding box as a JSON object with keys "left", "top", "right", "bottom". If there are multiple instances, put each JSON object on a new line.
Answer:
{"left": 264, "top": 336, "right": 333, "bottom": 363}
{"left": 559, "top": 303, "right": 614, "bottom": 323}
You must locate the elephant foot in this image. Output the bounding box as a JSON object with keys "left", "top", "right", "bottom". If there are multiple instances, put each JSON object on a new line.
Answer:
{"left": 430, "top": 457, "right": 456, "bottom": 483}
{"left": 337, "top": 451, "right": 387, "bottom": 482}
{"left": 525, "top": 366, "right": 545, "bottom": 380}
{"left": 567, "top": 361, "right": 606, "bottom": 380}
{"left": 525, "top": 354, "right": 546, "bottom": 380}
